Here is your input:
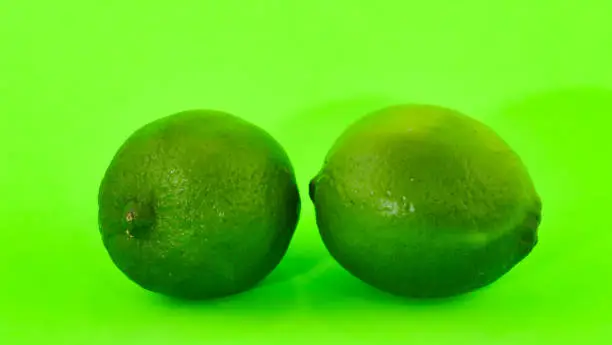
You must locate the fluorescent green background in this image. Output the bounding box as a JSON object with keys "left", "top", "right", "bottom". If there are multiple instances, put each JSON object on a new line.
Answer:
{"left": 1, "top": 1, "right": 611, "bottom": 344}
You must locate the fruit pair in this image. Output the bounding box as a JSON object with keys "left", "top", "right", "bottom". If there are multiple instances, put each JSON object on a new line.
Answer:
{"left": 98, "top": 105, "right": 541, "bottom": 300}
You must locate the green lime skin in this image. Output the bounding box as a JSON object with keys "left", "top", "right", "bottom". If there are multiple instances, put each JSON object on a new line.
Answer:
{"left": 309, "top": 104, "right": 541, "bottom": 299}
{"left": 98, "top": 110, "right": 301, "bottom": 300}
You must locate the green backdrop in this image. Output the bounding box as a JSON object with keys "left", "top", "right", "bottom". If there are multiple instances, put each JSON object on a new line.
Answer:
{"left": 1, "top": 1, "right": 611, "bottom": 344}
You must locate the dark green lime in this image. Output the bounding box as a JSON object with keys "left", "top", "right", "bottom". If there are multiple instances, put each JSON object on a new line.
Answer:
{"left": 98, "top": 109, "right": 300, "bottom": 300}
{"left": 310, "top": 104, "right": 541, "bottom": 298}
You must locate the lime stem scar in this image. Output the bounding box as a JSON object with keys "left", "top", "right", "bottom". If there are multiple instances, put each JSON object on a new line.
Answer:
{"left": 123, "top": 201, "right": 155, "bottom": 238}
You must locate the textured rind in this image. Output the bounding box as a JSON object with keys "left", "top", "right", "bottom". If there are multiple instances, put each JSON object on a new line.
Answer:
{"left": 311, "top": 104, "right": 541, "bottom": 298}
{"left": 98, "top": 110, "right": 301, "bottom": 300}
